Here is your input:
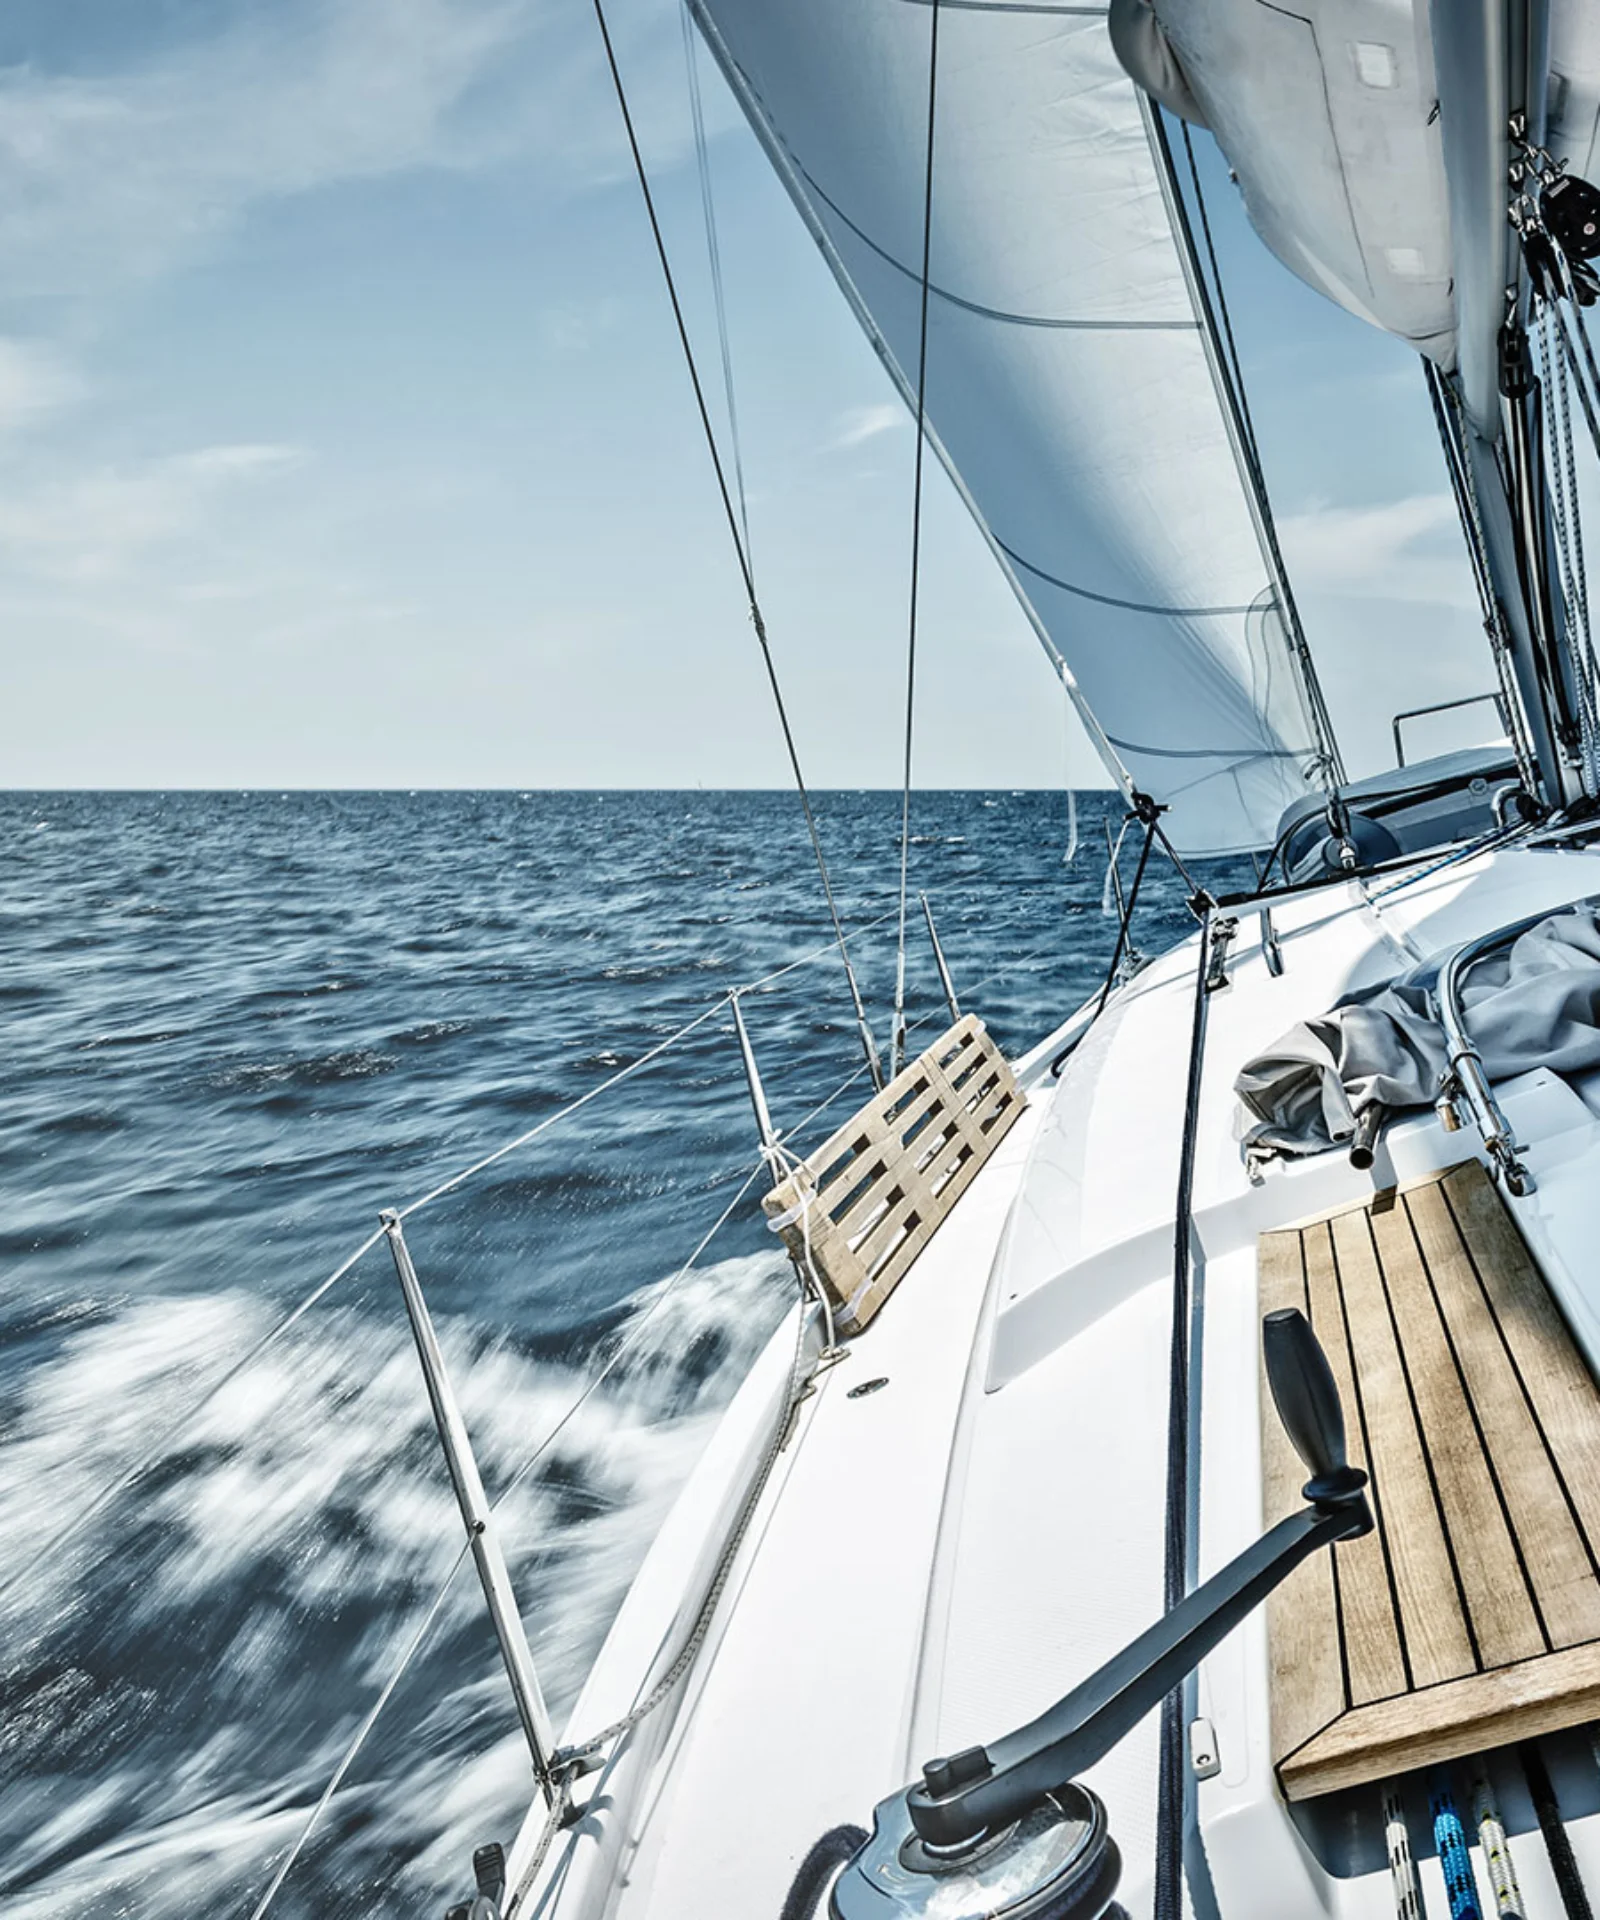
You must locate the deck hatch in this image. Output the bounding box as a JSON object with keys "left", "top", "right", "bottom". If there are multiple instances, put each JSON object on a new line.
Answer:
{"left": 1259, "top": 1160, "right": 1600, "bottom": 1798}
{"left": 763, "top": 1014, "right": 1023, "bottom": 1335}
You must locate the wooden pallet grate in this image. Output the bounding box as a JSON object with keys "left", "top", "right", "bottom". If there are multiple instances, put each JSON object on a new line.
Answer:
{"left": 1260, "top": 1159, "right": 1600, "bottom": 1800}
{"left": 762, "top": 1014, "right": 1024, "bottom": 1335}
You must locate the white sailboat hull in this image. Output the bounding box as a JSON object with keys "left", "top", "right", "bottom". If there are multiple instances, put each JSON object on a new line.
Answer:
{"left": 506, "top": 838, "right": 1600, "bottom": 1917}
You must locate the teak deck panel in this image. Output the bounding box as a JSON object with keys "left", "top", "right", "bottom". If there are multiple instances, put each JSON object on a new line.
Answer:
{"left": 1260, "top": 1161, "right": 1600, "bottom": 1799}
{"left": 762, "top": 1014, "right": 1023, "bottom": 1335}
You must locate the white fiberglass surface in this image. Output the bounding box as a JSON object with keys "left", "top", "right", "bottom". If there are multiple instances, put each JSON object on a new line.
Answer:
{"left": 519, "top": 842, "right": 1600, "bottom": 1918}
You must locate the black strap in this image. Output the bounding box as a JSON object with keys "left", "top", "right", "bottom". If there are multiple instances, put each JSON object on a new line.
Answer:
{"left": 1154, "top": 912, "right": 1214, "bottom": 1920}
{"left": 780, "top": 1826, "right": 869, "bottom": 1920}
{"left": 1522, "top": 1742, "right": 1594, "bottom": 1920}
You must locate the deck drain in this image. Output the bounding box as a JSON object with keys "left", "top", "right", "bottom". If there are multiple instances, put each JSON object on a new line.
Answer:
{"left": 847, "top": 1376, "right": 889, "bottom": 1399}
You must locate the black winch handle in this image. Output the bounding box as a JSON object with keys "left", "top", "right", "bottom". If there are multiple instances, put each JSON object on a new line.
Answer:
{"left": 899, "top": 1309, "right": 1372, "bottom": 1857}
{"left": 1262, "top": 1307, "right": 1366, "bottom": 1506}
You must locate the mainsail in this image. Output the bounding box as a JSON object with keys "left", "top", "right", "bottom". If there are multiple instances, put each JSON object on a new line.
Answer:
{"left": 688, "top": 0, "right": 1331, "bottom": 855}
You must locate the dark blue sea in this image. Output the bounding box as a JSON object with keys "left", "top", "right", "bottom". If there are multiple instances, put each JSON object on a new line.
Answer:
{"left": 0, "top": 790, "right": 1248, "bottom": 1917}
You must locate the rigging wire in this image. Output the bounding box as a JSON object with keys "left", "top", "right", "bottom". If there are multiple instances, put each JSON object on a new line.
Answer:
{"left": 589, "top": 0, "right": 885, "bottom": 1090}
{"left": 1536, "top": 304, "right": 1600, "bottom": 791}
{"left": 679, "top": 0, "right": 753, "bottom": 574}
{"left": 1175, "top": 121, "right": 1344, "bottom": 788}
{"left": 5, "top": 924, "right": 895, "bottom": 1609}
{"left": 1424, "top": 360, "right": 1540, "bottom": 795}
{"left": 890, "top": 0, "right": 943, "bottom": 1082}
{"left": 245, "top": 1540, "right": 474, "bottom": 1920}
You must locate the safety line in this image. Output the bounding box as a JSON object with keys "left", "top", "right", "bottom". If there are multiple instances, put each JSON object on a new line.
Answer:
{"left": 0, "top": 1224, "right": 386, "bottom": 1608}
{"left": 891, "top": 0, "right": 942, "bottom": 1082}
{"left": 245, "top": 1541, "right": 474, "bottom": 1920}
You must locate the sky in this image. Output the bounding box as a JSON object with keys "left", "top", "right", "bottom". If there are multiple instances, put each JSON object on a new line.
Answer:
{"left": 0, "top": 0, "right": 1503, "bottom": 789}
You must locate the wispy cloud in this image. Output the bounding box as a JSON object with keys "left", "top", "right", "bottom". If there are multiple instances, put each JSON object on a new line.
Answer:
{"left": 826, "top": 402, "right": 905, "bottom": 452}
{"left": 1277, "top": 493, "right": 1478, "bottom": 612}
{"left": 0, "top": 1, "right": 543, "bottom": 302}
{"left": 0, "top": 443, "right": 303, "bottom": 580}
{"left": 0, "top": 340, "right": 83, "bottom": 433}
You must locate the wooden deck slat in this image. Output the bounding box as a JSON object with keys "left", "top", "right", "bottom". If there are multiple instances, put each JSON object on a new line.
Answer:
{"left": 1259, "top": 1227, "right": 1346, "bottom": 1760}
{"left": 763, "top": 1015, "right": 1023, "bottom": 1334}
{"left": 1405, "top": 1180, "right": 1600, "bottom": 1651}
{"left": 1281, "top": 1639, "right": 1600, "bottom": 1800}
{"left": 1305, "top": 1219, "right": 1407, "bottom": 1705}
{"left": 1326, "top": 1208, "right": 1474, "bottom": 1690}
{"left": 1262, "top": 1159, "right": 1600, "bottom": 1801}
{"left": 1442, "top": 1164, "right": 1600, "bottom": 1550}
{"left": 1365, "top": 1200, "right": 1545, "bottom": 1669}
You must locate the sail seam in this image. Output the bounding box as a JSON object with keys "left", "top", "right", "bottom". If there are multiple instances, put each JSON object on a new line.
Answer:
{"left": 996, "top": 537, "right": 1256, "bottom": 616}
{"left": 1103, "top": 734, "right": 1299, "bottom": 762}
{"left": 894, "top": 1, "right": 1106, "bottom": 14}
{"left": 800, "top": 165, "right": 1200, "bottom": 332}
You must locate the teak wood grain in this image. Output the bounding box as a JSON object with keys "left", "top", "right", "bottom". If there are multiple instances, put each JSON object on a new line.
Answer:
{"left": 762, "top": 1014, "right": 1023, "bottom": 1334}
{"left": 1258, "top": 1160, "right": 1600, "bottom": 1800}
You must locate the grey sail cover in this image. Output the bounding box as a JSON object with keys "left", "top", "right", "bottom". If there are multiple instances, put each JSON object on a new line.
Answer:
{"left": 688, "top": 0, "right": 1327, "bottom": 854}
{"left": 1236, "top": 904, "right": 1600, "bottom": 1162}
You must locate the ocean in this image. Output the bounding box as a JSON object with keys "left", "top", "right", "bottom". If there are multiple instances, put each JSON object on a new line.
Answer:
{"left": 0, "top": 789, "right": 1249, "bottom": 1917}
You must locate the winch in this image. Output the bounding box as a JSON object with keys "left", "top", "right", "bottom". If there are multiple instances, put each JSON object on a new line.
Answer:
{"left": 811, "top": 1307, "right": 1372, "bottom": 1920}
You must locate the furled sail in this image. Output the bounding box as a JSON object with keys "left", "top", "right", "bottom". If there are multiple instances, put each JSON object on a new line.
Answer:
{"left": 688, "top": 0, "right": 1331, "bottom": 855}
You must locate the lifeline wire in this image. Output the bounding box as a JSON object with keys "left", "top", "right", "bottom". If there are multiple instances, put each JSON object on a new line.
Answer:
{"left": 0, "top": 1223, "right": 386, "bottom": 1609}
{"left": 492, "top": 1158, "right": 769, "bottom": 1511}
{"left": 891, "top": 0, "right": 942, "bottom": 1082}
{"left": 590, "top": 0, "right": 885, "bottom": 1091}
{"left": 398, "top": 915, "right": 897, "bottom": 1221}
{"left": 246, "top": 1540, "right": 474, "bottom": 1920}
{"left": 13, "top": 928, "right": 893, "bottom": 1606}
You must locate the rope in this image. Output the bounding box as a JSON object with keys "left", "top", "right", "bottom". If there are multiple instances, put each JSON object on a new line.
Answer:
{"left": 556, "top": 1273, "right": 819, "bottom": 1765}
{"left": 1431, "top": 1781, "right": 1483, "bottom": 1920}
{"left": 589, "top": 0, "right": 884, "bottom": 1090}
{"left": 1471, "top": 1773, "right": 1527, "bottom": 1919}
{"left": 1521, "top": 1742, "right": 1593, "bottom": 1920}
{"left": 1093, "top": 807, "right": 1158, "bottom": 1019}
{"left": 1381, "top": 1786, "right": 1424, "bottom": 1920}
{"left": 246, "top": 1540, "right": 474, "bottom": 1920}
{"left": 1153, "top": 909, "right": 1213, "bottom": 1920}
{"left": 1177, "top": 121, "right": 1343, "bottom": 787}
{"left": 890, "top": 0, "right": 942, "bottom": 1082}
{"left": 679, "top": 0, "right": 752, "bottom": 574}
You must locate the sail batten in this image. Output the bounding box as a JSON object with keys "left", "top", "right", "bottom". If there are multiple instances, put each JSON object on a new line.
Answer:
{"left": 690, "top": 0, "right": 1325, "bottom": 852}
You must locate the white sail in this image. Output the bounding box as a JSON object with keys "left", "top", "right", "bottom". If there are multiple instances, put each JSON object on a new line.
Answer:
{"left": 688, "top": 0, "right": 1328, "bottom": 855}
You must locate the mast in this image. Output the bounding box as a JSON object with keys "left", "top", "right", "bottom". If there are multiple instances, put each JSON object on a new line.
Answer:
{"left": 1433, "top": 0, "right": 1587, "bottom": 809}
{"left": 1140, "top": 96, "right": 1346, "bottom": 792}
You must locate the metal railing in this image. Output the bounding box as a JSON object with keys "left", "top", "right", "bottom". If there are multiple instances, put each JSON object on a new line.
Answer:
{"left": 1391, "top": 690, "right": 1511, "bottom": 768}
{"left": 15, "top": 893, "right": 1053, "bottom": 1920}
{"left": 1436, "top": 914, "right": 1540, "bottom": 1196}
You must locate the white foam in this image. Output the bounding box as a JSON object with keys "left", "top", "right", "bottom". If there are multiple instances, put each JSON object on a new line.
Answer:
{"left": 0, "top": 1246, "right": 793, "bottom": 1915}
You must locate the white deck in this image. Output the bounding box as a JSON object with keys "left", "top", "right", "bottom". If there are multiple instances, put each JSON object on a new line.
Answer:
{"left": 507, "top": 842, "right": 1600, "bottom": 1919}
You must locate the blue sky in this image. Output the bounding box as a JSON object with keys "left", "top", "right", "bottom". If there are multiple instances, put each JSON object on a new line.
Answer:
{"left": 0, "top": 0, "right": 1496, "bottom": 788}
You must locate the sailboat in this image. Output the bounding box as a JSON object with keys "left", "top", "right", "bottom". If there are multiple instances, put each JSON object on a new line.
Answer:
{"left": 405, "top": 2, "right": 1600, "bottom": 1915}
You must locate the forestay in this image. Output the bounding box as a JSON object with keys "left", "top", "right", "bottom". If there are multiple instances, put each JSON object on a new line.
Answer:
{"left": 688, "top": 0, "right": 1327, "bottom": 855}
